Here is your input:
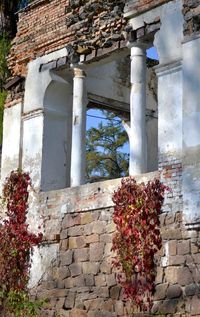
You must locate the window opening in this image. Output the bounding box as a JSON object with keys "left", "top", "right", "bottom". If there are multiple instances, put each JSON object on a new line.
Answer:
{"left": 86, "top": 108, "right": 129, "bottom": 183}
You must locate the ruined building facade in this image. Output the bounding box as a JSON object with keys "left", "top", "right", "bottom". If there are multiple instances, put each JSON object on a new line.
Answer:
{"left": 1, "top": 0, "right": 200, "bottom": 316}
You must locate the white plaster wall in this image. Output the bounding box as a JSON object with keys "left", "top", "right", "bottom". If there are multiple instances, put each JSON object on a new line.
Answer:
{"left": 86, "top": 57, "right": 130, "bottom": 106}
{"left": 24, "top": 48, "right": 68, "bottom": 113}
{"left": 29, "top": 244, "right": 59, "bottom": 288}
{"left": 42, "top": 81, "right": 73, "bottom": 191}
{"left": 156, "top": 64, "right": 182, "bottom": 157}
{"left": 182, "top": 37, "right": 200, "bottom": 224}
{"left": 1, "top": 103, "right": 22, "bottom": 181}
{"left": 22, "top": 47, "right": 73, "bottom": 191}
{"left": 154, "top": 0, "right": 184, "bottom": 64}
{"left": 22, "top": 112, "right": 44, "bottom": 189}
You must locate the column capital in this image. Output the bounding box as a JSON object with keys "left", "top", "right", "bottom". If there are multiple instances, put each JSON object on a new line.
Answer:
{"left": 71, "top": 63, "right": 86, "bottom": 78}
{"left": 127, "top": 40, "right": 149, "bottom": 51}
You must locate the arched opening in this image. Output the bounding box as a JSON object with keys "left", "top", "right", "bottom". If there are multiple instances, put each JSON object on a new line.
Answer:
{"left": 42, "top": 80, "right": 73, "bottom": 191}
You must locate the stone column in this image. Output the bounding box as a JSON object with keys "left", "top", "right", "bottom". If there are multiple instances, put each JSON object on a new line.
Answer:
{"left": 129, "top": 44, "right": 147, "bottom": 175}
{"left": 70, "top": 66, "right": 87, "bottom": 187}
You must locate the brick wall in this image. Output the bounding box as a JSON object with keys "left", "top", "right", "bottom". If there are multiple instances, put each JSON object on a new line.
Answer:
{"left": 8, "top": 0, "right": 127, "bottom": 76}
{"left": 27, "top": 170, "right": 200, "bottom": 317}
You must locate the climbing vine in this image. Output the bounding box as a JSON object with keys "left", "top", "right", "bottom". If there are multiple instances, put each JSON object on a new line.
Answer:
{"left": 112, "top": 178, "right": 167, "bottom": 312}
{"left": 0, "top": 170, "right": 43, "bottom": 315}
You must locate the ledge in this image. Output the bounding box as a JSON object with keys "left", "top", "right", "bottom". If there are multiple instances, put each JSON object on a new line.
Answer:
{"left": 40, "top": 171, "right": 159, "bottom": 215}
{"left": 17, "top": 0, "right": 50, "bottom": 14}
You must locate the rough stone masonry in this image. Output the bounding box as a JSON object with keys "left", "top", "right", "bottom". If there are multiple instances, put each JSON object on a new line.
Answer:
{"left": 1, "top": 0, "right": 200, "bottom": 316}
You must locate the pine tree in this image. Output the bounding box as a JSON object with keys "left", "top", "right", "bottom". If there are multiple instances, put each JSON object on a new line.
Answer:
{"left": 86, "top": 111, "right": 129, "bottom": 182}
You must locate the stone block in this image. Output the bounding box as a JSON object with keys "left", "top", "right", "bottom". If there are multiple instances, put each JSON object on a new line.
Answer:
{"left": 185, "top": 283, "right": 200, "bottom": 296}
{"left": 84, "top": 223, "right": 93, "bottom": 235}
{"left": 84, "top": 274, "right": 95, "bottom": 286}
{"left": 168, "top": 240, "right": 177, "bottom": 256}
{"left": 191, "top": 295, "right": 200, "bottom": 315}
{"left": 69, "top": 263, "right": 82, "bottom": 277}
{"left": 84, "top": 298, "right": 104, "bottom": 311}
{"left": 69, "top": 236, "right": 86, "bottom": 249}
{"left": 82, "top": 262, "right": 100, "bottom": 274}
{"left": 99, "top": 209, "right": 112, "bottom": 221}
{"left": 168, "top": 255, "right": 185, "bottom": 265}
{"left": 60, "top": 229, "right": 68, "bottom": 239}
{"left": 75, "top": 274, "right": 85, "bottom": 287}
{"left": 177, "top": 240, "right": 190, "bottom": 255}
{"left": 154, "top": 283, "right": 168, "bottom": 300}
{"left": 160, "top": 299, "right": 178, "bottom": 314}
{"left": 161, "top": 228, "right": 182, "bottom": 240}
{"left": 95, "top": 274, "right": 106, "bottom": 287}
{"left": 60, "top": 250, "right": 73, "bottom": 266}
{"left": 191, "top": 242, "right": 199, "bottom": 254}
{"left": 177, "top": 267, "right": 193, "bottom": 286}
{"left": 106, "top": 274, "right": 117, "bottom": 287}
{"left": 95, "top": 286, "right": 109, "bottom": 298}
{"left": 192, "top": 253, "right": 200, "bottom": 264}
{"left": 57, "top": 267, "right": 70, "bottom": 280}
{"left": 55, "top": 298, "right": 65, "bottom": 309}
{"left": 100, "top": 234, "right": 112, "bottom": 243}
{"left": 92, "top": 221, "right": 107, "bottom": 234}
{"left": 165, "top": 266, "right": 180, "bottom": 284}
{"left": 101, "top": 299, "right": 114, "bottom": 312}
{"left": 48, "top": 289, "right": 69, "bottom": 298}
{"left": 81, "top": 212, "right": 93, "bottom": 225}
{"left": 62, "top": 214, "right": 75, "bottom": 229}
{"left": 58, "top": 309, "right": 70, "bottom": 317}
{"left": 114, "top": 300, "right": 124, "bottom": 315}
{"left": 64, "top": 292, "right": 75, "bottom": 309}
{"left": 106, "top": 243, "right": 115, "bottom": 257}
{"left": 100, "top": 259, "right": 112, "bottom": 274}
{"left": 68, "top": 225, "right": 83, "bottom": 236}
{"left": 110, "top": 285, "right": 121, "bottom": 300}
{"left": 90, "top": 242, "right": 105, "bottom": 261}
{"left": 155, "top": 267, "right": 163, "bottom": 284}
{"left": 60, "top": 239, "right": 69, "bottom": 251}
{"left": 107, "top": 222, "right": 116, "bottom": 233}
{"left": 69, "top": 308, "right": 87, "bottom": 317}
{"left": 74, "top": 248, "right": 89, "bottom": 262}
{"left": 64, "top": 277, "right": 75, "bottom": 289}
{"left": 165, "top": 213, "right": 175, "bottom": 225}
{"left": 166, "top": 284, "right": 182, "bottom": 299}
{"left": 86, "top": 234, "right": 99, "bottom": 243}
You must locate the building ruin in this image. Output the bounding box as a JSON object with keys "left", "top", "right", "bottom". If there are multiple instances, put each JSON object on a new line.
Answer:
{"left": 1, "top": 0, "right": 200, "bottom": 315}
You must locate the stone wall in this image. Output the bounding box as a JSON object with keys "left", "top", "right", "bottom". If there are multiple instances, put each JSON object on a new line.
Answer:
{"left": 27, "top": 170, "right": 200, "bottom": 317}
{"left": 183, "top": 0, "right": 200, "bottom": 37}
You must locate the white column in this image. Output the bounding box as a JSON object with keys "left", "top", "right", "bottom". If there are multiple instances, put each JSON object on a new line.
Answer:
{"left": 71, "top": 66, "right": 87, "bottom": 187}
{"left": 129, "top": 44, "right": 147, "bottom": 175}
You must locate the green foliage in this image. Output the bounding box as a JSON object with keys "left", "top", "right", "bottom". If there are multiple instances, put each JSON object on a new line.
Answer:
{"left": 86, "top": 110, "right": 129, "bottom": 182}
{"left": 0, "top": 90, "right": 6, "bottom": 143}
{"left": 2, "top": 290, "right": 45, "bottom": 317}
{"left": 0, "top": 34, "right": 10, "bottom": 144}
{"left": 0, "top": 34, "right": 10, "bottom": 87}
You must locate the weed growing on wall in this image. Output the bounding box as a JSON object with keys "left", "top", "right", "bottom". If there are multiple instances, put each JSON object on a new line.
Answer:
{"left": 112, "top": 178, "right": 167, "bottom": 312}
{"left": 0, "top": 170, "right": 43, "bottom": 316}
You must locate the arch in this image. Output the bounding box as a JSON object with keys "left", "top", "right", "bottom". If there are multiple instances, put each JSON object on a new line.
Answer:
{"left": 41, "top": 80, "right": 73, "bottom": 190}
